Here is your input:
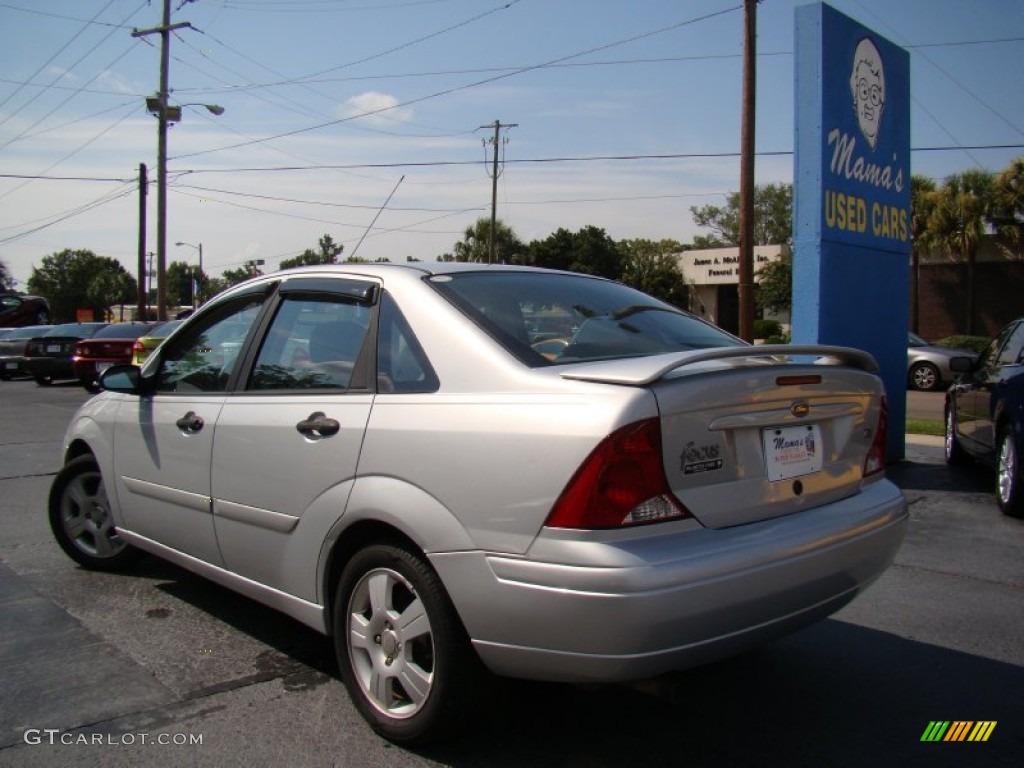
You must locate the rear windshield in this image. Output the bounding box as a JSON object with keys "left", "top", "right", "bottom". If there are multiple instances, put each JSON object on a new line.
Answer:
{"left": 428, "top": 271, "right": 742, "bottom": 366}
{"left": 91, "top": 323, "right": 157, "bottom": 340}
{"left": 43, "top": 323, "right": 106, "bottom": 337}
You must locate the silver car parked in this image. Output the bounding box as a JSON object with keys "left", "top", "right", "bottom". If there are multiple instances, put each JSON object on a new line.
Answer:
{"left": 49, "top": 264, "right": 907, "bottom": 744}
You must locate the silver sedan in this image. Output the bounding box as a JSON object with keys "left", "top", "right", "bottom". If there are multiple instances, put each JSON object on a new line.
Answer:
{"left": 49, "top": 263, "right": 906, "bottom": 744}
{"left": 908, "top": 332, "right": 978, "bottom": 391}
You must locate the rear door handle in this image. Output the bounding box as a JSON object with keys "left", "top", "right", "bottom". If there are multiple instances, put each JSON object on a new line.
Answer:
{"left": 176, "top": 411, "right": 204, "bottom": 433}
{"left": 296, "top": 411, "right": 340, "bottom": 438}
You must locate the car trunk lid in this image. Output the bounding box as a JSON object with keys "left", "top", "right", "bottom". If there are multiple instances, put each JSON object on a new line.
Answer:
{"left": 562, "top": 345, "right": 885, "bottom": 529}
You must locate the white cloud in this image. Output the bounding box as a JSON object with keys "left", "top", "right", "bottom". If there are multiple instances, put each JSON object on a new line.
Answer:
{"left": 338, "top": 91, "right": 413, "bottom": 127}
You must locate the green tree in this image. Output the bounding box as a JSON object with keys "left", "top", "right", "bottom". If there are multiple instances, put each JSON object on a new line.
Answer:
{"left": 444, "top": 218, "right": 525, "bottom": 264}
{"left": 689, "top": 183, "right": 793, "bottom": 246}
{"left": 617, "top": 238, "right": 690, "bottom": 308}
{"left": 280, "top": 234, "right": 344, "bottom": 270}
{"left": 926, "top": 169, "right": 995, "bottom": 334}
{"left": 27, "top": 249, "right": 136, "bottom": 322}
{"left": 221, "top": 267, "right": 256, "bottom": 289}
{"left": 755, "top": 252, "right": 792, "bottom": 315}
{"left": 0, "top": 260, "right": 14, "bottom": 291}
{"left": 526, "top": 226, "right": 620, "bottom": 279}
{"left": 166, "top": 260, "right": 201, "bottom": 308}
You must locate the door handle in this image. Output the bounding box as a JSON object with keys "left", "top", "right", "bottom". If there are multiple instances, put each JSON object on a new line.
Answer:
{"left": 176, "top": 411, "right": 204, "bottom": 433}
{"left": 296, "top": 411, "right": 340, "bottom": 438}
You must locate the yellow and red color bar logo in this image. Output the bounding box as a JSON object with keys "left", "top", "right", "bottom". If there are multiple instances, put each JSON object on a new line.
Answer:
{"left": 921, "top": 721, "right": 997, "bottom": 742}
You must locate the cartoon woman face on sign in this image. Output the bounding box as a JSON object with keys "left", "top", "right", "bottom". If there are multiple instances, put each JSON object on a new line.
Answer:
{"left": 850, "top": 38, "right": 885, "bottom": 149}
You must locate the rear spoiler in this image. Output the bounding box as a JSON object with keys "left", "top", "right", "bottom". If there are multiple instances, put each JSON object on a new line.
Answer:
{"left": 559, "top": 344, "right": 879, "bottom": 386}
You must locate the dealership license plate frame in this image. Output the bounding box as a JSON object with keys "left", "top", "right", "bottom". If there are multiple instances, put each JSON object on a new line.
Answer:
{"left": 763, "top": 423, "right": 823, "bottom": 482}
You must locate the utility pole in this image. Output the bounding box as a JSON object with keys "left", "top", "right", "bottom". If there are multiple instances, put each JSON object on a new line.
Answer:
{"left": 480, "top": 120, "right": 517, "bottom": 264}
{"left": 137, "top": 163, "right": 147, "bottom": 321}
{"left": 132, "top": 0, "right": 192, "bottom": 321}
{"left": 737, "top": 0, "right": 758, "bottom": 342}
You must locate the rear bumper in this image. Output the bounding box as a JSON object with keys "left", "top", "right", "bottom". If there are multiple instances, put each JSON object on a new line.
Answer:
{"left": 0, "top": 355, "right": 29, "bottom": 377}
{"left": 25, "top": 356, "right": 73, "bottom": 380}
{"left": 430, "top": 479, "right": 906, "bottom": 683}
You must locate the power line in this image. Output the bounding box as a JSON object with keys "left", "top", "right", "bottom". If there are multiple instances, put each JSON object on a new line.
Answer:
{"left": 171, "top": 5, "right": 744, "bottom": 160}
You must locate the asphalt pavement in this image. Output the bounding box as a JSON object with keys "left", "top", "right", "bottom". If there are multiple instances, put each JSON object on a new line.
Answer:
{"left": 0, "top": 384, "right": 1020, "bottom": 768}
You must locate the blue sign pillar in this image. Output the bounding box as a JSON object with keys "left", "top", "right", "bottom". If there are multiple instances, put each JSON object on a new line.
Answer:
{"left": 793, "top": 2, "right": 911, "bottom": 460}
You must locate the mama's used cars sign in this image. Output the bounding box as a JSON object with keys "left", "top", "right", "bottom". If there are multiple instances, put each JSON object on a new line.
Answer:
{"left": 820, "top": 10, "right": 910, "bottom": 252}
{"left": 792, "top": 2, "right": 910, "bottom": 460}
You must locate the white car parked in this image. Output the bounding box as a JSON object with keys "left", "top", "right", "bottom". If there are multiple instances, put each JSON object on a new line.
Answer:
{"left": 49, "top": 263, "right": 907, "bottom": 743}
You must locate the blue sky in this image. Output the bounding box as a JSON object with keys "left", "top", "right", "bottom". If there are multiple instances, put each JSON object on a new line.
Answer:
{"left": 0, "top": 0, "right": 1021, "bottom": 287}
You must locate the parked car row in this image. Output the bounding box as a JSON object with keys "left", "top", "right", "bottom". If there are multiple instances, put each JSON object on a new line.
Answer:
{"left": 0, "top": 321, "right": 179, "bottom": 390}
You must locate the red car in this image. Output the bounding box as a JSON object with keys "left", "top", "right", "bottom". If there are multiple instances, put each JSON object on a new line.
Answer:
{"left": 72, "top": 322, "right": 160, "bottom": 392}
{"left": 0, "top": 294, "right": 50, "bottom": 327}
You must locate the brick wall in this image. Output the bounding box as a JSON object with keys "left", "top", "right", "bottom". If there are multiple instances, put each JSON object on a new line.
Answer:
{"left": 911, "top": 261, "right": 1024, "bottom": 340}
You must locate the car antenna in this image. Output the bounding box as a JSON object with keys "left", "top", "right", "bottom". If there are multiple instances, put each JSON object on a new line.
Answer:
{"left": 349, "top": 175, "right": 404, "bottom": 261}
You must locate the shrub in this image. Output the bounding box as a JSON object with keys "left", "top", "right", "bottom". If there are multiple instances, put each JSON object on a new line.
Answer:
{"left": 753, "top": 319, "right": 782, "bottom": 340}
{"left": 934, "top": 335, "right": 990, "bottom": 354}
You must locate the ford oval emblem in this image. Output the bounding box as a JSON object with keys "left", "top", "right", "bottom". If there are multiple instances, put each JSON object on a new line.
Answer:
{"left": 792, "top": 402, "right": 810, "bottom": 418}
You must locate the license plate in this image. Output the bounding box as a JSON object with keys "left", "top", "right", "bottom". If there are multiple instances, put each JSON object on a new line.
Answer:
{"left": 763, "top": 424, "right": 822, "bottom": 482}
{"left": 46, "top": 344, "right": 62, "bottom": 353}
{"left": 4, "top": 362, "right": 15, "bottom": 370}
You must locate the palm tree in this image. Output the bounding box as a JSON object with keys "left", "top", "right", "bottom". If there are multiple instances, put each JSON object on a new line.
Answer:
{"left": 909, "top": 175, "right": 938, "bottom": 333}
{"left": 926, "top": 169, "right": 995, "bottom": 334}
{"left": 993, "top": 158, "right": 1024, "bottom": 249}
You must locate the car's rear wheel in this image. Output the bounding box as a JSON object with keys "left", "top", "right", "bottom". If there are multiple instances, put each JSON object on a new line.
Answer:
{"left": 909, "top": 361, "right": 941, "bottom": 391}
{"left": 945, "top": 406, "right": 967, "bottom": 465}
{"left": 333, "top": 542, "right": 477, "bottom": 744}
{"left": 49, "top": 455, "right": 141, "bottom": 571}
{"left": 996, "top": 425, "right": 1023, "bottom": 518}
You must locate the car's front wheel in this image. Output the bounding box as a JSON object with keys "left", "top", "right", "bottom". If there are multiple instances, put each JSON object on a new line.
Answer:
{"left": 49, "top": 455, "right": 141, "bottom": 571}
{"left": 333, "top": 542, "right": 478, "bottom": 745}
{"left": 909, "top": 361, "right": 941, "bottom": 391}
{"left": 996, "top": 424, "right": 1023, "bottom": 518}
{"left": 945, "top": 406, "right": 967, "bottom": 465}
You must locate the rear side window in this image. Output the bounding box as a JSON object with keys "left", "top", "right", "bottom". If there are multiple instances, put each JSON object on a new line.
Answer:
{"left": 428, "top": 271, "right": 741, "bottom": 366}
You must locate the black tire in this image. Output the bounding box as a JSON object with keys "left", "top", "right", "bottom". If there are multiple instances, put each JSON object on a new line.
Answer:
{"left": 909, "top": 361, "right": 941, "bottom": 391}
{"left": 35, "top": 374, "right": 52, "bottom": 386}
{"left": 996, "top": 424, "right": 1024, "bottom": 519}
{"left": 945, "top": 405, "right": 967, "bottom": 465}
{"left": 49, "top": 455, "right": 141, "bottom": 571}
{"left": 333, "top": 542, "right": 478, "bottom": 745}
{"left": 84, "top": 380, "right": 101, "bottom": 394}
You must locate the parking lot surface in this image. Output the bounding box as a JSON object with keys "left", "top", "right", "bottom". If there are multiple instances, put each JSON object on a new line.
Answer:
{"left": 0, "top": 383, "right": 1021, "bottom": 767}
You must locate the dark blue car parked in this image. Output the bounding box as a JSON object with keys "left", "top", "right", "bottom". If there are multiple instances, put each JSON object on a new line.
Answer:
{"left": 946, "top": 317, "right": 1024, "bottom": 517}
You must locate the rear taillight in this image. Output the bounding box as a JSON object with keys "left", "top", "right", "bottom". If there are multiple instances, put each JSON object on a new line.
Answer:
{"left": 545, "top": 418, "right": 691, "bottom": 529}
{"left": 132, "top": 340, "right": 145, "bottom": 356}
{"left": 862, "top": 395, "right": 888, "bottom": 477}
{"left": 72, "top": 342, "right": 85, "bottom": 358}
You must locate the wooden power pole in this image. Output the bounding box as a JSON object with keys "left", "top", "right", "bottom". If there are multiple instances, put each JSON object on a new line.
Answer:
{"left": 738, "top": 0, "right": 758, "bottom": 341}
{"left": 481, "top": 120, "right": 517, "bottom": 264}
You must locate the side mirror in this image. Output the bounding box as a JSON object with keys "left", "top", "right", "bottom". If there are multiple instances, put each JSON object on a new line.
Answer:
{"left": 949, "top": 356, "right": 975, "bottom": 375}
{"left": 99, "top": 364, "right": 147, "bottom": 395}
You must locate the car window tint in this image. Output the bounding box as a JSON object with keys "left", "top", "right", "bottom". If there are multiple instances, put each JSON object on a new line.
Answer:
{"left": 997, "top": 321, "right": 1024, "bottom": 366}
{"left": 428, "top": 271, "right": 742, "bottom": 366}
{"left": 248, "top": 296, "right": 370, "bottom": 391}
{"left": 155, "top": 298, "right": 263, "bottom": 393}
{"left": 377, "top": 291, "right": 438, "bottom": 393}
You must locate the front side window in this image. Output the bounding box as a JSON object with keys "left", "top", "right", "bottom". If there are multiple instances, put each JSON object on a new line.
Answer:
{"left": 996, "top": 321, "right": 1024, "bottom": 367}
{"left": 155, "top": 298, "right": 263, "bottom": 393}
{"left": 428, "top": 271, "right": 742, "bottom": 366}
{"left": 248, "top": 296, "right": 370, "bottom": 391}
